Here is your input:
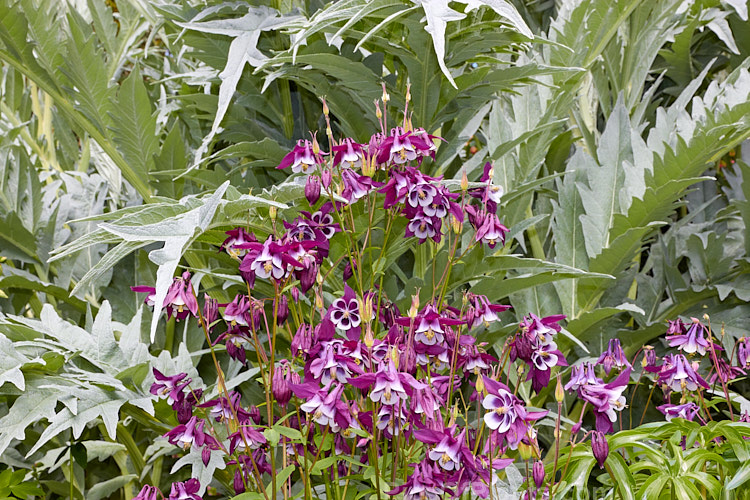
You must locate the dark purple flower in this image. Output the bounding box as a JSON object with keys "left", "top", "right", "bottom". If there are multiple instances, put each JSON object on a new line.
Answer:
{"left": 667, "top": 318, "right": 711, "bottom": 356}
{"left": 341, "top": 168, "right": 376, "bottom": 203}
{"left": 203, "top": 295, "right": 219, "bottom": 331}
{"left": 131, "top": 285, "right": 156, "bottom": 306}
{"left": 198, "top": 392, "right": 248, "bottom": 423}
{"left": 377, "top": 127, "right": 431, "bottom": 165}
{"left": 163, "top": 272, "right": 199, "bottom": 320}
{"left": 150, "top": 369, "right": 191, "bottom": 405}
{"left": 565, "top": 363, "right": 601, "bottom": 392}
{"left": 657, "top": 402, "right": 701, "bottom": 421}
{"left": 228, "top": 425, "right": 267, "bottom": 454}
{"left": 415, "top": 427, "right": 473, "bottom": 472}
{"left": 596, "top": 338, "right": 631, "bottom": 375}
{"left": 272, "top": 361, "right": 300, "bottom": 408}
{"left": 134, "top": 485, "right": 160, "bottom": 500}
{"left": 396, "top": 304, "right": 463, "bottom": 346}
{"left": 223, "top": 294, "right": 251, "bottom": 327}
{"left": 349, "top": 359, "right": 422, "bottom": 405}
{"left": 296, "top": 382, "right": 352, "bottom": 432}
{"left": 387, "top": 461, "right": 445, "bottom": 499}
{"left": 533, "top": 460, "right": 545, "bottom": 488}
{"left": 275, "top": 294, "right": 289, "bottom": 325}
{"left": 305, "top": 175, "right": 322, "bottom": 205}
{"left": 168, "top": 479, "right": 202, "bottom": 500}
{"left": 405, "top": 211, "right": 442, "bottom": 243}
{"left": 591, "top": 431, "right": 609, "bottom": 469}
{"left": 172, "top": 388, "right": 203, "bottom": 424}
{"left": 710, "top": 356, "right": 745, "bottom": 384}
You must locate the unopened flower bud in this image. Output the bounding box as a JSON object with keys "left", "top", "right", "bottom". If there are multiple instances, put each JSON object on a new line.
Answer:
{"left": 391, "top": 347, "right": 399, "bottom": 367}
{"left": 269, "top": 206, "right": 277, "bottom": 221}
{"left": 591, "top": 431, "right": 609, "bottom": 469}
{"left": 451, "top": 214, "right": 462, "bottom": 234}
{"left": 322, "top": 99, "right": 330, "bottom": 116}
{"left": 405, "top": 83, "right": 411, "bottom": 103}
{"left": 475, "top": 374, "right": 485, "bottom": 395}
{"left": 533, "top": 461, "right": 545, "bottom": 488}
{"left": 311, "top": 134, "right": 321, "bottom": 155}
{"left": 381, "top": 83, "right": 390, "bottom": 103}
{"left": 315, "top": 290, "right": 324, "bottom": 310}
{"left": 375, "top": 100, "right": 382, "bottom": 119}
{"left": 408, "top": 292, "right": 420, "bottom": 319}
{"left": 555, "top": 375, "right": 564, "bottom": 403}
{"left": 305, "top": 176, "right": 321, "bottom": 205}
{"left": 461, "top": 170, "right": 468, "bottom": 191}
{"left": 291, "top": 286, "right": 300, "bottom": 303}
{"left": 487, "top": 164, "right": 495, "bottom": 180}
{"left": 364, "top": 325, "right": 374, "bottom": 348}
{"left": 321, "top": 168, "right": 332, "bottom": 189}
{"left": 275, "top": 295, "right": 289, "bottom": 325}
{"left": 360, "top": 295, "right": 374, "bottom": 323}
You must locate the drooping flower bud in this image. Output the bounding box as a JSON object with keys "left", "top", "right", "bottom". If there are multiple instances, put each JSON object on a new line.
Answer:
{"left": 290, "top": 286, "right": 300, "bottom": 303}
{"left": 591, "top": 431, "right": 609, "bottom": 469}
{"left": 272, "top": 361, "right": 299, "bottom": 408}
{"left": 203, "top": 294, "right": 219, "bottom": 331}
{"left": 305, "top": 176, "right": 321, "bottom": 205}
{"left": 134, "top": 485, "right": 160, "bottom": 500}
{"left": 408, "top": 292, "right": 420, "bottom": 319}
{"left": 322, "top": 98, "right": 330, "bottom": 116}
{"left": 269, "top": 205, "right": 277, "bottom": 221}
{"left": 233, "top": 469, "right": 245, "bottom": 495}
{"left": 461, "top": 169, "right": 468, "bottom": 192}
{"left": 321, "top": 168, "right": 332, "bottom": 189}
{"left": 533, "top": 460, "right": 545, "bottom": 488}
{"left": 275, "top": 295, "right": 289, "bottom": 325}
{"left": 518, "top": 441, "right": 533, "bottom": 461}
{"left": 555, "top": 375, "right": 565, "bottom": 403}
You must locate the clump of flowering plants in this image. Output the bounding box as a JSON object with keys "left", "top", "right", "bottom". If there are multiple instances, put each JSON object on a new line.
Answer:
{"left": 129, "top": 92, "right": 750, "bottom": 500}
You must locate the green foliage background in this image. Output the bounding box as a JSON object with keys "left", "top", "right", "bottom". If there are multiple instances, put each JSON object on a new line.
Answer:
{"left": 0, "top": 0, "right": 749, "bottom": 498}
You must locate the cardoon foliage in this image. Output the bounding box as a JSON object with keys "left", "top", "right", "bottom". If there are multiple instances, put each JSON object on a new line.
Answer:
{"left": 129, "top": 96, "right": 750, "bottom": 499}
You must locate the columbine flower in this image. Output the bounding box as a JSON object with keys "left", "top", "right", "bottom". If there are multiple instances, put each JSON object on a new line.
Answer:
{"left": 172, "top": 388, "right": 203, "bottom": 424}
{"left": 238, "top": 236, "right": 304, "bottom": 285}
{"left": 666, "top": 318, "right": 711, "bottom": 355}
{"left": 277, "top": 139, "right": 323, "bottom": 173}
{"left": 565, "top": 363, "right": 601, "bottom": 392}
{"left": 377, "top": 127, "right": 431, "bottom": 164}
{"left": 228, "top": 425, "right": 267, "bottom": 454}
{"left": 578, "top": 369, "right": 631, "bottom": 433}
{"left": 332, "top": 138, "right": 365, "bottom": 169}
{"left": 341, "top": 168, "right": 376, "bottom": 203}
{"left": 296, "top": 382, "right": 352, "bottom": 433}
{"left": 465, "top": 293, "right": 511, "bottom": 329}
{"left": 533, "top": 460, "right": 545, "bottom": 488}
{"left": 327, "top": 285, "right": 361, "bottom": 336}
{"left": 387, "top": 461, "right": 445, "bottom": 500}
{"left": 591, "top": 431, "right": 609, "bottom": 469}
{"left": 468, "top": 162, "right": 504, "bottom": 213}
{"left": 657, "top": 354, "right": 710, "bottom": 393}
{"left": 349, "top": 359, "right": 421, "bottom": 405}
{"left": 416, "top": 427, "right": 473, "bottom": 472}
{"left": 481, "top": 377, "right": 547, "bottom": 449}
{"left": 223, "top": 294, "right": 251, "bottom": 327}
{"left": 657, "top": 402, "right": 701, "bottom": 421}
{"left": 168, "top": 479, "right": 202, "bottom": 500}
{"left": 163, "top": 272, "right": 199, "bottom": 320}
{"left": 220, "top": 228, "right": 256, "bottom": 258}
{"left": 164, "top": 416, "right": 219, "bottom": 463}
{"left": 596, "top": 339, "right": 631, "bottom": 374}
{"left": 738, "top": 337, "right": 750, "bottom": 368}
{"left": 397, "top": 303, "right": 463, "bottom": 346}
{"left": 710, "top": 356, "right": 745, "bottom": 384}
{"left": 150, "top": 369, "right": 191, "bottom": 405}
{"left": 272, "top": 361, "right": 300, "bottom": 408}
{"left": 134, "top": 486, "right": 160, "bottom": 500}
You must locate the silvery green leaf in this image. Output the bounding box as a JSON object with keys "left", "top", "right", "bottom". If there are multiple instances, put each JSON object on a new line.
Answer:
{"left": 170, "top": 447, "right": 226, "bottom": 495}
{"left": 86, "top": 475, "right": 138, "bottom": 500}
{"left": 462, "top": 0, "right": 533, "bottom": 38}
{"left": 0, "top": 335, "right": 28, "bottom": 391}
{"left": 0, "top": 383, "right": 60, "bottom": 457}
{"left": 414, "top": 0, "right": 465, "bottom": 89}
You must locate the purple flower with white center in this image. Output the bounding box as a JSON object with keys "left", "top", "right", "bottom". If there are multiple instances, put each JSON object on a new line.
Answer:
{"left": 591, "top": 431, "right": 609, "bottom": 469}
{"left": 131, "top": 285, "right": 156, "bottom": 307}
{"left": 465, "top": 293, "right": 511, "bottom": 329}
{"left": 565, "top": 362, "right": 601, "bottom": 392}
{"left": 377, "top": 127, "right": 426, "bottom": 164}
{"left": 277, "top": 139, "right": 323, "bottom": 173}
{"left": 199, "top": 392, "right": 248, "bottom": 423}
{"left": 296, "top": 382, "right": 352, "bottom": 433}
{"left": 527, "top": 343, "right": 568, "bottom": 393}
{"left": 464, "top": 208, "right": 508, "bottom": 249}
{"left": 469, "top": 162, "right": 504, "bottom": 213}
{"left": 379, "top": 168, "right": 415, "bottom": 208}
{"left": 397, "top": 303, "right": 463, "bottom": 346}
{"left": 482, "top": 388, "right": 519, "bottom": 433}
{"left": 307, "top": 202, "right": 341, "bottom": 239}
{"left": 349, "top": 359, "right": 421, "bottom": 405}
{"left": 418, "top": 428, "right": 472, "bottom": 472}
{"left": 168, "top": 479, "right": 202, "bottom": 500}
{"left": 657, "top": 402, "right": 701, "bottom": 421}
{"left": 666, "top": 318, "right": 687, "bottom": 335}
{"left": 578, "top": 369, "right": 631, "bottom": 433}
{"left": 407, "top": 181, "right": 437, "bottom": 209}
{"left": 223, "top": 294, "right": 251, "bottom": 327}
{"left": 220, "top": 228, "right": 256, "bottom": 259}
{"left": 376, "top": 403, "right": 408, "bottom": 438}
{"left": 152, "top": 272, "right": 198, "bottom": 320}
{"left": 666, "top": 318, "right": 711, "bottom": 355}
{"left": 596, "top": 338, "right": 631, "bottom": 374}
{"left": 228, "top": 425, "right": 267, "bottom": 454}
{"left": 328, "top": 285, "right": 361, "bottom": 335}
{"left": 332, "top": 138, "right": 365, "bottom": 169}
{"left": 134, "top": 486, "right": 160, "bottom": 500}
{"left": 150, "top": 369, "right": 191, "bottom": 405}
{"left": 405, "top": 211, "right": 442, "bottom": 243}
{"left": 341, "top": 168, "right": 376, "bottom": 203}
{"left": 308, "top": 340, "right": 363, "bottom": 384}
{"left": 164, "top": 416, "right": 218, "bottom": 454}
{"left": 658, "top": 354, "right": 710, "bottom": 392}
{"left": 238, "top": 237, "right": 304, "bottom": 284}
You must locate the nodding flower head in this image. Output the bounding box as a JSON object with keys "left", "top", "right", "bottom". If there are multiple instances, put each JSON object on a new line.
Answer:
{"left": 278, "top": 139, "right": 325, "bottom": 173}
{"left": 168, "top": 478, "right": 202, "bottom": 500}
{"left": 221, "top": 228, "right": 257, "bottom": 259}
{"left": 591, "top": 431, "right": 609, "bottom": 469}
{"left": 596, "top": 338, "right": 631, "bottom": 375}
{"left": 134, "top": 486, "right": 160, "bottom": 500}
{"left": 657, "top": 402, "right": 701, "bottom": 422}
{"left": 150, "top": 369, "right": 191, "bottom": 405}
{"left": 666, "top": 318, "right": 711, "bottom": 356}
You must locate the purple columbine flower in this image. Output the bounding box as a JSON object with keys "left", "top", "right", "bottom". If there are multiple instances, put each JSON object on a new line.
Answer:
{"left": 168, "top": 479, "right": 202, "bottom": 500}
{"left": 481, "top": 377, "right": 548, "bottom": 449}
{"left": 228, "top": 425, "right": 267, "bottom": 454}
{"left": 163, "top": 272, "right": 199, "bottom": 320}
{"left": 277, "top": 138, "right": 324, "bottom": 173}
{"left": 332, "top": 138, "right": 365, "bottom": 169}
{"left": 533, "top": 460, "right": 545, "bottom": 488}
{"left": 134, "top": 485, "right": 160, "bottom": 500}
{"left": 198, "top": 392, "right": 248, "bottom": 423}
{"left": 150, "top": 369, "right": 191, "bottom": 405}
{"left": 578, "top": 369, "right": 631, "bottom": 433}
{"left": 415, "top": 427, "right": 474, "bottom": 472}
{"left": 295, "top": 382, "right": 352, "bottom": 433}
{"left": 387, "top": 461, "right": 445, "bottom": 500}
{"left": 272, "top": 361, "right": 300, "bottom": 408}
{"left": 468, "top": 162, "right": 504, "bottom": 213}
{"left": 591, "top": 431, "right": 609, "bottom": 469}
{"left": 327, "top": 285, "right": 361, "bottom": 336}
{"left": 305, "top": 175, "right": 321, "bottom": 205}
{"left": 220, "top": 228, "right": 257, "bottom": 258}
{"left": 657, "top": 402, "right": 701, "bottom": 421}
{"left": 172, "top": 388, "right": 203, "bottom": 424}
{"left": 465, "top": 293, "right": 511, "bottom": 329}
{"left": 349, "top": 359, "right": 421, "bottom": 405}
{"left": 377, "top": 127, "right": 432, "bottom": 165}
{"left": 405, "top": 211, "right": 442, "bottom": 243}
{"left": 377, "top": 403, "right": 408, "bottom": 438}
{"left": 164, "top": 416, "right": 218, "bottom": 454}
{"left": 710, "top": 356, "right": 745, "bottom": 384}
{"left": 238, "top": 237, "right": 305, "bottom": 284}
{"left": 658, "top": 354, "right": 710, "bottom": 392}
{"left": 596, "top": 338, "right": 631, "bottom": 375}
{"left": 223, "top": 294, "right": 251, "bottom": 327}
{"left": 341, "top": 168, "right": 376, "bottom": 203}
{"left": 397, "top": 303, "right": 463, "bottom": 346}
{"left": 666, "top": 318, "right": 711, "bottom": 356}
{"left": 565, "top": 362, "right": 601, "bottom": 392}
